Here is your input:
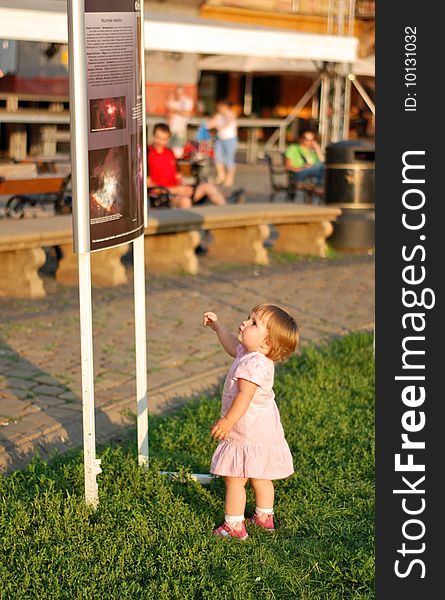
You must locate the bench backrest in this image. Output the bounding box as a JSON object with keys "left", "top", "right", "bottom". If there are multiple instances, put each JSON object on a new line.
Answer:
{"left": 0, "top": 176, "right": 67, "bottom": 196}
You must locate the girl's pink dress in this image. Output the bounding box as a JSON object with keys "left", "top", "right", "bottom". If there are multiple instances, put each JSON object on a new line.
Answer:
{"left": 210, "top": 344, "right": 294, "bottom": 480}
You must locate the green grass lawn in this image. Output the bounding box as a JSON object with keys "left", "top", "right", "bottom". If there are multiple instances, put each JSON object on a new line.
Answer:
{"left": 0, "top": 333, "right": 374, "bottom": 599}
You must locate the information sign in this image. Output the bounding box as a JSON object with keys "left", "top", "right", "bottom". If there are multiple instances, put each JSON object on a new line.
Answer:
{"left": 84, "top": 0, "right": 144, "bottom": 252}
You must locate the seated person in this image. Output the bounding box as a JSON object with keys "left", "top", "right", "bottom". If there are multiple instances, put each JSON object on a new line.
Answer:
{"left": 285, "top": 130, "right": 324, "bottom": 187}
{"left": 147, "top": 123, "right": 225, "bottom": 208}
{"left": 349, "top": 104, "right": 369, "bottom": 139}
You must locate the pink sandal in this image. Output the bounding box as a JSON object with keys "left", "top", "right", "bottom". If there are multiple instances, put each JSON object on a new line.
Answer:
{"left": 248, "top": 513, "right": 275, "bottom": 531}
{"left": 212, "top": 521, "right": 248, "bottom": 540}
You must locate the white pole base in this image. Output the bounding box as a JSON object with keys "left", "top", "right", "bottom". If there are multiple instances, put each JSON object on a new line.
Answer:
{"left": 160, "top": 472, "right": 215, "bottom": 485}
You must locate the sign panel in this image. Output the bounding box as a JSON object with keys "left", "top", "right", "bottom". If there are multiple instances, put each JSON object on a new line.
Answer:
{"left": 84, "top": 0, "right": 144, "bottom": 252}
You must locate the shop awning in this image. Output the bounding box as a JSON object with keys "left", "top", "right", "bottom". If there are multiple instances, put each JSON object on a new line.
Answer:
{"left": 198, "top": 53, "right": 375, "bottom": 77}
{"left": 0, "top": 2, "right": 358, "bottom": 63}
{"left": 146, "top": 13, "right": 358, "bottom": 63}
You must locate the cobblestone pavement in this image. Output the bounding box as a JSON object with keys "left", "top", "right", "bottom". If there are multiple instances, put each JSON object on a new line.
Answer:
{"left": 0, "top": 252, "right": 374, "bottom": 473}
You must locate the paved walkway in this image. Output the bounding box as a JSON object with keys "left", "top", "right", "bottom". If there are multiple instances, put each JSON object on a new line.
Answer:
{"left": 0, "top": 253, "right": 374, "bottom": 472}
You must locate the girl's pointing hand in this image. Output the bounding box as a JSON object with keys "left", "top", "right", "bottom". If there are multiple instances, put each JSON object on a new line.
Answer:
{"left": 203, "top": 311, "right": 219, "bottom": 330}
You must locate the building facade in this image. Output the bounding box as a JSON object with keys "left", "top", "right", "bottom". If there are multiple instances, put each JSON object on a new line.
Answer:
{"left": 0, "top": 0, "right": 374, "bottom": 158}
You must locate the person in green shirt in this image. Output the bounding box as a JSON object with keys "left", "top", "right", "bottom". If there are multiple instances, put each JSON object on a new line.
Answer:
{"left": 285, "top": 130, "right": 325, "bottom": 187}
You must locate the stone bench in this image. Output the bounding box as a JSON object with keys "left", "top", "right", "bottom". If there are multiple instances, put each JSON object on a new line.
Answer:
{"left": 0, "top": 213, "right": 200, "bottom": 298}
{"left": 0, "top": 203, "right": 341, "bottom": 298}
{"left": 146, "top": 203, "right": 342, "bottom": 272}
{"left": 144, "top": 209, "right": 203, "bottom": 274}
{"left": 0, "top": 216, "right": 129, "bottom": 298}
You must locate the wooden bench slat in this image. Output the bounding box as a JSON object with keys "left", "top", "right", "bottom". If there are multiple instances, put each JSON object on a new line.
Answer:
{"left": 0, "top": 176, "right": 66, "bottom": 196}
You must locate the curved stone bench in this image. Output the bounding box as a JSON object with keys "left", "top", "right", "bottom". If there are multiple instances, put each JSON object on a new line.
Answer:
{"left": 0, "top": 212, "right": 201, "bottom": 298}
{"left": 0, "top": 216, "right": 129, "bottom": 299}
{"left": 189, "top": 203, "right": 341, "bottom": 263}
{"left": 0, "top": 203, "right": 341, "bottom": 298}
{"left": 144, "top": 203, "right": 341, "bottom": 272}
{"left": 144, "top": 209, "right": 202, "bottom": 274}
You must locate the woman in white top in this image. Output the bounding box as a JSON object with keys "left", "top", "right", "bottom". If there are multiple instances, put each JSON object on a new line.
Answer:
{"left": 207, "top": 99, "right": 238, "bottom": 187}
{"left": 166, "top": 86, "right": 194, "bottom": 158}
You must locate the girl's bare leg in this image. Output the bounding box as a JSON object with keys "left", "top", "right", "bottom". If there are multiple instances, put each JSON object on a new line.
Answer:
{"left": 224, "top": 476, "right": 249, "bottom": 527}
{"left": 251, "top": 478, "right": 275, "bottom": 522}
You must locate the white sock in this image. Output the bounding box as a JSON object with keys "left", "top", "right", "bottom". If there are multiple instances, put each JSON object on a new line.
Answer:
{"left": 255, "top": 507, "right": 274, "bottom": 516}
{"left": 225, "top": 514, "right": 244, "bottom": 528}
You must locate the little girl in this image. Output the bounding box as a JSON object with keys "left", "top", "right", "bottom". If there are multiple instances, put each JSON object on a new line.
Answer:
{"left": 203, "top": 304, "right": 299, "bottom": 539}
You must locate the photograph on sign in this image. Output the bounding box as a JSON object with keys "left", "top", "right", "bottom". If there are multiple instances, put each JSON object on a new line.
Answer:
{"left": 85, "top": 0, "right": 144, "bottom": 252}
{"left": 90, "top": 96, "right": 126, "bottom": 133}
{"left": 89, "top": 145, "right": 129, "bottom": 221}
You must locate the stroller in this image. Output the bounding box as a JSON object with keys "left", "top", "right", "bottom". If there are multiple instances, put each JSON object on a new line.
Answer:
{"left": 182, "top": 121, "right": 215, "bottom": 181}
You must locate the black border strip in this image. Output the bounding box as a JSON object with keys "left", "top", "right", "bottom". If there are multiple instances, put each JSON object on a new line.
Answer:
{"left": 376, "top": 1, "right": 444, "bottom": 596}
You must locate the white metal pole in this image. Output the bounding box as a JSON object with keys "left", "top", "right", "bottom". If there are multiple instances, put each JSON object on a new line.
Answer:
{"left": 333, "top": 67, "right": 343, "bottom": 142}
{"left": 78, "top": 252, "right": 101, "bottom": 506}
{"left": 348, "top": 0, "right": 356, "bottom": 38}
{"left": 133, "top": 235, "right": 148, "bottom": 466}
{"left": 319, "top": 73, "right": 330, "bottom": 148}
{"left": 135, "top": 0, "right": 148, "bottom": 467}
{"left": 343, "top": 69, "right": 352, "bottom": 139}
{"left": 68, "top": 0, "right": 100, "bottom": 506}
{"left": 68, "top": 0, "right": 90, "bottom": 254}
{"left": 349, "top": 74, "right": 375, "bottom": 115}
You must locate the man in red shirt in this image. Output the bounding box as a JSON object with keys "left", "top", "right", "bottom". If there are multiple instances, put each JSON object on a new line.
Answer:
{"left": 147, "top": 123, "right": 226, "bottom": 208}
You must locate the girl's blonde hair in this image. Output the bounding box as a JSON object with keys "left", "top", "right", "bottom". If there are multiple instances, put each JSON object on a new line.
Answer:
{"left": 252, "top": 304, "right": 299, "bottom": 362}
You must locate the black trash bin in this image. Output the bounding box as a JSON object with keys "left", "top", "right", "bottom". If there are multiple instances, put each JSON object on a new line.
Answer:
{"left": 324, "top": 141, "right": 375, "bottom": 252}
